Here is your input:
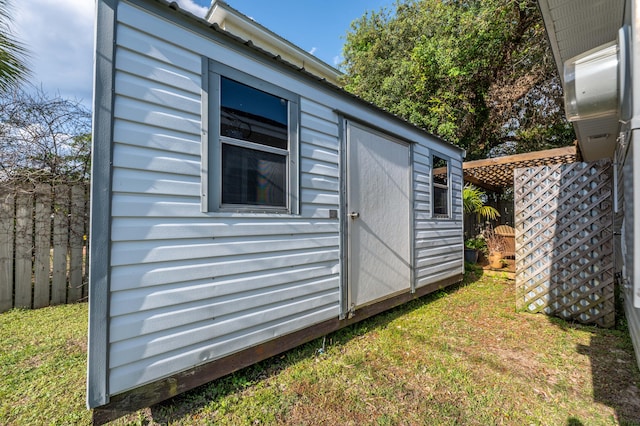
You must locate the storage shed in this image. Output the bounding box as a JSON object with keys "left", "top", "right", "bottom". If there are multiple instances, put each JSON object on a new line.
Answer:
{"left": 88, "top": 0, "right": 465, "bottom": 420}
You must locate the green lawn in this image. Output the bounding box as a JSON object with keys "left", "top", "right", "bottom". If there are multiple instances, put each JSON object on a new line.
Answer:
{"left": 2, "top": 270, "right": 640, "bottom": 425}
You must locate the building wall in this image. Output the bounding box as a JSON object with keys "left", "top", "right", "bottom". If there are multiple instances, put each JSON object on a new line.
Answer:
{"left": 619, "top": 132, "right": 640, "bottom": 369}
{"left": 413, "top": 143, "right": 464, "bottom": 287}
{"left": 620, "top": 0, "right": 640, "bottom": 370}
{"left": 91, "top": 0, "right": 464, "bottom": 402}
{"left": 107, "top": 2, "right": 344, "bottom": 395}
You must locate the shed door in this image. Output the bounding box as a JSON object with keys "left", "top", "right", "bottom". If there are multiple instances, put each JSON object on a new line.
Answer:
{"left": 346, "top": 121, "right": 411, "bottom": 311}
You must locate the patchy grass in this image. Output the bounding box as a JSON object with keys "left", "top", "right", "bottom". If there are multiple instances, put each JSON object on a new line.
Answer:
{"left": 0, "top": 303, "right": 90, "bottom": 425}
{"left": 2, "top": 272, "right": 640, "bottom": 425}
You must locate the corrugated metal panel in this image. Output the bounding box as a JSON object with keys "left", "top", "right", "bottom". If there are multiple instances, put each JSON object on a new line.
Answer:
{"left": 626, "top": 297, "right": 640, "bottom": 371}
{"left": 412, "top": 144, "right": 464, "bottom": 288}
{"left": 109, "top": 304, "right": 337, "bottom": 393}
{"left": 109, "top": 263, "right": 338, "bottom": 316}
{"left": 622, "top": 134, "right": 640, "bottom": 369}
{"left": 108, "top": 2, "right": 341, "bottom": 395}
{"left": 109, "top": 283, "right": 340, "bottom": 366}
{"left": 299, "top": 99, "right": 341, "bottom": 219}
{"left": 111, "top": 217, "right": 339, "bottom": 240}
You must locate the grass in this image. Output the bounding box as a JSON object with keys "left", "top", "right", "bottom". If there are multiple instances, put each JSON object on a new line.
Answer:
{"left": 0, "top": 303, "right": 88, "bottom": 425}
{"left": 2, "top": 270, "right": 640, "bottom": 425}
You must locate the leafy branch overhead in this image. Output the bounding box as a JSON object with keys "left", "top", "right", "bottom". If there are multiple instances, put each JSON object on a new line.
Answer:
{"left": 340, "top": 0, "right": 575, "bottom": 159}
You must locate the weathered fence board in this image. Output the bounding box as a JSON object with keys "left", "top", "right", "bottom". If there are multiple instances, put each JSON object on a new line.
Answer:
{"left": 515, "top": 160, "right": 614, "bottom": 327}
{"left": 0, "top": 193, "right": 14, "bottom": 312}
{"left": 52, "top": 185, "right": 70, "bottom": 304}
{"left": 69, "top": 185, "right": 86, "bottom": 301}
{"left": 0, "top": 184, "right": 89, "bottom": 312}
{"left": 14, "top": 193, "right": 34, "bottom": 309}
{"left": 34, "top": 184, "right": 52, "bottom": 308}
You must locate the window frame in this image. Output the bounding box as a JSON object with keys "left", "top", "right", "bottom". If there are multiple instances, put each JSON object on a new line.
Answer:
{"left": 203, "top": 59, "right": 300, "bottom": 214}
{"left": 431, "top": 152, "right": 451, "bottom": 219}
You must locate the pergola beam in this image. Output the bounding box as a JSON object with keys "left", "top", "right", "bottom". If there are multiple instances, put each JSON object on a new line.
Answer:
{"left": 462, "top": 145, "right": 577, "bottom": 190}
{"left": 463, "top": 145, "right": 576, "bottom": 170}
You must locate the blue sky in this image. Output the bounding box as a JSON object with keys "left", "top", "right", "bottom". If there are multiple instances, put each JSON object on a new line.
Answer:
{"left": 11, "top": 0, "right": 394, "bottom": 109}
{"left": 194, "top": 0, "right": 394, "bottom": 67}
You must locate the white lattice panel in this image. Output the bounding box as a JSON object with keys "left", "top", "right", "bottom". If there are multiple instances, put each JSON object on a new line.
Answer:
{"left": 515, "top": 160, "right": 614, "bottom": 327}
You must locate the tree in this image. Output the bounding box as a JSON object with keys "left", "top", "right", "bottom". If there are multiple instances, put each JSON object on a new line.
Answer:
{"left": 0, "top": 86, "right": 91, "bottom": 187}
{"left": 463, "top": 183, "right": 499, "bottom": 221}
{"left": 0, "top": 0, "right": 30, "bottom": 93}
{"left": 341, "top": 0, "right": 574, "bottom": 159}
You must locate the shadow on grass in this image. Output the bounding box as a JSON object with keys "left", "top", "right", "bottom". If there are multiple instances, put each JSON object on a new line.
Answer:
{"left": 545, "top": 314, "right": 640, "bottom": 425}
{"left": 146, "top": 270, "right": 480, "bottom": 424}
{"left": 576, "top": 327, "right": 640, "bottom": 424}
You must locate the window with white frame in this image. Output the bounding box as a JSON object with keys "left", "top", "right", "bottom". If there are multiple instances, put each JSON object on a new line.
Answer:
{"left": 432, "top": 154, "right": 449, "bottom": 217}
{"left": 206, "top": 61, "right": 299, "bottom": 213}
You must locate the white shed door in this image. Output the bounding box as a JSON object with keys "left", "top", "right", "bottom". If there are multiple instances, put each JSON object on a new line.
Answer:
{"left": 346, "top": 122, "right": 411, "bottom": 310}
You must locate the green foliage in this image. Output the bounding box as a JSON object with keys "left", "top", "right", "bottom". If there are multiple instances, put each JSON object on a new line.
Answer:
{"left": 341, "top": 0, "right": 575, "bottom": 159}
{"left": 0, "top": 0, "right": 30, "bottom": 93}
{"left": 462, "top": 183, "right": 500, "bottom": 220}
{"left": 0, "top": 304, "right": 90, "bottom": 425}
{"left": 464, "top": 236, "right": 487, "bottom": 254}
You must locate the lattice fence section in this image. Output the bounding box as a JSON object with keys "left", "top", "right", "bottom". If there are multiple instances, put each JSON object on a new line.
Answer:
{"left": 514, "top": 159, "right": 614, "bottom": 327}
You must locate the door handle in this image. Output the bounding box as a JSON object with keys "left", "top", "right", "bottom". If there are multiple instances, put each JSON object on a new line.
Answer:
{"left": 348, "top": 212, "right": 360, "bottom": 219}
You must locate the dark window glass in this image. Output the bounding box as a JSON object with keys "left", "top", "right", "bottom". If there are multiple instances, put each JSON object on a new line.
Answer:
{"left": 433, "top": 155, "right": 449, "bottom": 217}
{"left": 433, "top": 155, "right": 448, "bottom": 186}
{"left": 222, "top": 144, "right": 286, "bottom": 207}
{"left": 220, "top": 77, "right": 288, "bottom": 150}
{"left": 433, "top": 186, "right": 449, "bottom": 216}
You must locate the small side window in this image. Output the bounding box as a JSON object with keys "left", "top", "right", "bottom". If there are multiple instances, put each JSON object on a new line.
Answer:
{"left": 432, "top": 154, "right": 449, "bottom": 218}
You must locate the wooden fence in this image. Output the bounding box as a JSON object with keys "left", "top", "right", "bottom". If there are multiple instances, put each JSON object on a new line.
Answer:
{"left": 514, "top": 159, "right": 615, "bottom": 327}
{"left": 0, "top": 184, "right": 89, "bottom": 313}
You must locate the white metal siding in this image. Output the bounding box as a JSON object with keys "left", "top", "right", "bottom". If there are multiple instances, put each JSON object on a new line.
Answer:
{"left": 99, "top": 0, "right": 464, "bottom": 398}
{"left": 413, "top": 144, "right": 464, "bottom": 288}
{"left": 621, "top": 133, "right": 640, "bottom": 370}
{"left": 108, "top": 2, "right": 341, "bottom": 394}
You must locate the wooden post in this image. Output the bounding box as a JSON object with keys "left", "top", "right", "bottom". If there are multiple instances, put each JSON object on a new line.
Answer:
{"left": 52, "top": 185, "right": 70, "bottom": 305}
{"left": 68, "top": 185, "right": 85, "bottom": 302}
{"left": 33, "top": 184, "right": 52, "bottom": 308}
{"left": 0, "top": 192, "right": 15, "bottom": 312}
{"left": 14, "top": 192, "right": 34, "bottom": 309}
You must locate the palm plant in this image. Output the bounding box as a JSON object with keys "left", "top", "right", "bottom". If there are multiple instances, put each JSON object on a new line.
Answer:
{"left": 462, "top": 183, "right": 500, "bottom": 221}
{"left": 0, "top": 0, "right": 30, "bottom": 93}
